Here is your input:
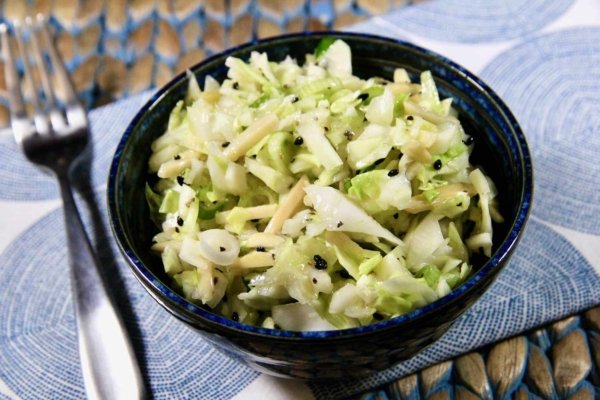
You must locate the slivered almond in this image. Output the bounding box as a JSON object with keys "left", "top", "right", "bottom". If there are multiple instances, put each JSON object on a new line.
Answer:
{"left": 157, "top": 159, "right": 192, "bottom": 178}
{"left": 223, "top": 114, "right": 279, "bottom": 161}
{"left": 157, "top": 150, "right": 203, "bottom": 178}
{"left": 264, "top": 175, "right": 309, "bottom": 234}
{"left": 245, "top": 232, "right": 286, "bottom": 248}
{"left": 230, "top": 251, "right": 275, "bottom": 269}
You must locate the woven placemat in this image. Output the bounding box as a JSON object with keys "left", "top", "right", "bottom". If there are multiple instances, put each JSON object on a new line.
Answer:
{"left": 354, "top": 305, "right": 600, "bottom": 399}
{"left": 0, "top": 0, "right": 418, "bottom": 126}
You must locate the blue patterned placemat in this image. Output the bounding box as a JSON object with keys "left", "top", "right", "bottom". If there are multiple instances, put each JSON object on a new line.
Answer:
{"left": 376, "top": 0, "right": 575, "bottom": 43}
{"left": 0, "top": 94, "right": 260, "bottom": 399}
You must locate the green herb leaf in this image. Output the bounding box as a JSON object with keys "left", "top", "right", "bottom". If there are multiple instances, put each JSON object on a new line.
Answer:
{"left": 314, "top": 37, "right": 336, "bottom": 58}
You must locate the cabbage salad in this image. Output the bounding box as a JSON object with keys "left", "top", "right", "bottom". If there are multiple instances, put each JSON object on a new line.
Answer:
{"left": 145, "top": 39, "right": 503, "bottom": 331}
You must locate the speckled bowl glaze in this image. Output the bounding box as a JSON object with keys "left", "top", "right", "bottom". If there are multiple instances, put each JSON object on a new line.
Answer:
{"left": 108, "top": 32, "right": 533, "bottom": 380}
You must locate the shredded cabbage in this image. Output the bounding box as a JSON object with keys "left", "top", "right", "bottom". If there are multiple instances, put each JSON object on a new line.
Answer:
{"left": 146, "top": 38, "right": 502, "bottom": 330}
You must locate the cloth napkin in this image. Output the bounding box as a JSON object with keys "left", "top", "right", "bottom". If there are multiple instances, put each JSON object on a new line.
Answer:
{"left": 1, "top": 0, "right": 599, "bottom": 398}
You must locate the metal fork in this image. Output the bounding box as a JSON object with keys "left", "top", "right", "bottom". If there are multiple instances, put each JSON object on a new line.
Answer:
{"left": 1, "top": 16, "right": 146, "bottom": 400}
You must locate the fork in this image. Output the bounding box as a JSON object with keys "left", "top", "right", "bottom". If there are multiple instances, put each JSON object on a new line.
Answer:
{"left": 1, "top": 16, "right": 146, "bottom": 400}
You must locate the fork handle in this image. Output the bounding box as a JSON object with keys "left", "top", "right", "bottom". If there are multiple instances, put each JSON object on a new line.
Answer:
{"left": 58, "top": 174, "right": 146, "bottom": 400}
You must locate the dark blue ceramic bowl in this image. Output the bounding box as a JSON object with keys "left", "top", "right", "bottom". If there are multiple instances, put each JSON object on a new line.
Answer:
{"left": 108, "top": 32, "right": 532, "bottom": 380}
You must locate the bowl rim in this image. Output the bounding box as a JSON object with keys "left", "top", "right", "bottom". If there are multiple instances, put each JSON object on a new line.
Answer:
{"left": 108, "top": 30, "right": 533, "bottom": 340}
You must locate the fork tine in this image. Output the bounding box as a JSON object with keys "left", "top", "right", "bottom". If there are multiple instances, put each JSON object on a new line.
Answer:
{"left": 14, "top": 20, "right": 51, "bottom": 136}
{"left": 26, "top": 16, "right": 67, "bottom": 131}
{"left": 36, "top": 15, "right": 81, "bottom": 107}
{"left": 1, "top": 23, "right": 37, "bottom": 144}
{"left": 37, "top": 14, "right": 86, "bottom": 127}
{"left": 0, "top": 24, "right": 27, "bottom": 121}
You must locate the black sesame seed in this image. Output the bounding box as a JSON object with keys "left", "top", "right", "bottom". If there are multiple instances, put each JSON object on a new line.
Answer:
{"left": 175, "top": 227, "right": 180, "bottom": 233}
{"left": 294, "top": 136, "right": 304, "bottom": 145}
{"left": 213, "top": 277, "right": 219, "bottom": 284}
{"left": 271, "top": 253, "right": 276, "bottom": 260}
{"left": 339, "top": 269, "right": 351, "bottom": 279}
{"left": 177, "top": 216, "right": 184, "bottom": 226}
{"left": 324, "top": 126, "right": 329, "bottom": 132}
{"left": 363, "top": 117, "right": 368, "bottom": 122}
{"left": 357, "top": 93, "right": 369, "bottom": 101}
{"left": 231, "top": 312, "right": 239, "bottom": 322}
{"left": 219, "top": 246, "right": 226, "bottom": 252}
{"left": 312, "top": 277, "right": 318, "bottom": 284}
{"left": 232, "top": 81, "right": 239, "bottom": 90}
{"left": 336, "top": 221, "right": 344, "bottom": 228}
{"left": 457, "top": 202, "right": 463, "bottom": 207}
{"left": 433, "top": 159, "right": 442, "bottom": 170}
{"left": 464, "top": 136, "right": 475, "bottom": 145}
{"left": 393, "top": 212, "right": 399, "bottom": 219}
{"left": 373, "top": 313, "right": 384, "bottom": 321}
{"left": 222, "top": 141, "right": 230, "bottom": 148}
{"left": 251, "top": 218, "right": 260, "bottom": 223}
{"left": 313, "top": 254, "right": 328, "bottom": 270}
{"left": 291, "top": 95, "right": 298, "bottom": 103}
{"left": 388, "top": 169, "right": 399, "bottom": 177}
{"left": 256, "top": 246, "right": 266, "bottom": 252}
{"left": 212, "top": 201, "right": 218, "bottom": 204}
{"left": 176, "top": 176, "right": 184, "bottom": 185}
{"left": 344, "top": 130, "right": 354, "bottom": 140}
{"left": 174, "top": 154, "right": 181, "bottom": 160}
{"left": 406, "top": 115, "right": 414, "bottom": 121}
